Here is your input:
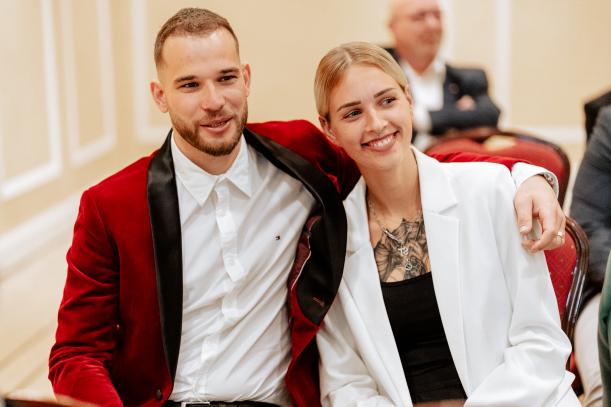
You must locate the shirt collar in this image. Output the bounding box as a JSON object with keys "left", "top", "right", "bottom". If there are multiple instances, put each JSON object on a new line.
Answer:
{"left": 401, "top": 56, "right": 446, "bottom": 82}
{"left": 171, "top": 133, "right": 253, "bottom": 205}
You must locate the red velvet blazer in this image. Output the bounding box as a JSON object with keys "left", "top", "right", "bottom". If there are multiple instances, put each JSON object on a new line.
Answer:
{"left": 49, "top": 120, "right": 520, "bottom": 406}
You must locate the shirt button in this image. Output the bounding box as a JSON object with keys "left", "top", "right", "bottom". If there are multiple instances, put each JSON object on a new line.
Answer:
{"left": 155, "top": 388, "right": 163, "bottom": 401}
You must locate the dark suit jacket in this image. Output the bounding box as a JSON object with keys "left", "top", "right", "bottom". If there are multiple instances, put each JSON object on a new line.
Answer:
{"left": 584, "top": 89, "right": 611, "bottom": 140}
{"left": 385, "top": 48, "right": 501, "bottom": 136}
{"left": 571, "top": 105, "right": 611, "bottom": 297}
{"left": 48, "top": 120, "right": 520, "bottom": 407}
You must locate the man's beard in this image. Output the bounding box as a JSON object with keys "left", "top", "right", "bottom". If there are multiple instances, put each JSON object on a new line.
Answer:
{"left": 171, "top": 105, "right": 248, "bottom": 157}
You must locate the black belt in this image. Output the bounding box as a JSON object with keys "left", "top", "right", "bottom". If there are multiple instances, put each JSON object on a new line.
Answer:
{"left": 164, "top": 401, "right": 279, "bottom": 407}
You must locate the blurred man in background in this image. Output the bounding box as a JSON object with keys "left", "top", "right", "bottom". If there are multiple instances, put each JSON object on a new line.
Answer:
{"left": 386, "top": 0, "right": 500, "bottom": 149}
{"left": 572, "top": 105, "right": 611, "bottom": 407}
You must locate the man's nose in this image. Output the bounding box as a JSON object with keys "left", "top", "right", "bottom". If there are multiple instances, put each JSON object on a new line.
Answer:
{"left": 424, "top": 12, "right": 442, "bottom": 30}
{"left": 201, "top": 82, "right": 224, "bottom": 111}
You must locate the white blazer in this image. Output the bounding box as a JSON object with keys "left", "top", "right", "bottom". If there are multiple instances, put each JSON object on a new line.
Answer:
{"left": 317, "top": 149, "right": 580, "bottom": 407}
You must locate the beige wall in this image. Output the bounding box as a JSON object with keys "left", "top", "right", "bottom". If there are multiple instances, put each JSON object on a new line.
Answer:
{"left": 448, "top": 0, "right": 611, "bottom": 129}
{"left": 1, "top": 0, "right": 610, "bottom": 258}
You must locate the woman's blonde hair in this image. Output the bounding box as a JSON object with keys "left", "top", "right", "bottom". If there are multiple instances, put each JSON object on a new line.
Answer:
{"left": 314, "top": 42, "right": 408, "bottom": 120}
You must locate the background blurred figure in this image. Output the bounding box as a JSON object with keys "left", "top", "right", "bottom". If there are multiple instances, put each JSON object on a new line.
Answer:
{"left": 386, "top": 0, "right": 500, "bottom": 149}
{"left": 584, "top": 89, "right": 611, "bottom": 142}
{"left": 571, "top": 105, "right": 611, "bottom": 407}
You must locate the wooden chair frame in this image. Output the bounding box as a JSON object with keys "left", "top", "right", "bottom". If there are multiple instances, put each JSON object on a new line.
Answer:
{"left": 559, "top": 216, "right": 589, "bottom": 343}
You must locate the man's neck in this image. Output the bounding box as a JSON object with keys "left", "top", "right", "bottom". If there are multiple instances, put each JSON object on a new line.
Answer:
{"left": 173, "top": 130, "right": 240, "bottom": 175}
{"left": 396, "top": 48, "right": 435, "bottom": 76}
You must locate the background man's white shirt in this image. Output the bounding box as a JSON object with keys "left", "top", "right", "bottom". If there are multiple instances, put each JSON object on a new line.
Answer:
{"left": 401, "top": 58, "right": 446, "bottom": 150}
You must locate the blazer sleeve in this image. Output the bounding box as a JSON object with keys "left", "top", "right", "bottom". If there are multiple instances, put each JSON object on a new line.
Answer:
{"left": 317, "top": 285, "right": 396, "bottom": 407}
{"left": 428, "top": 152, "right": 559, "bottom": 193}
{"left": 48, "top": 189, "right": 123, "bottom": 406}
{"left": 465, "top": 169, "right": 575, "bottom": 406}
{"left": 429, "top": 69, "right": 501, "bottom": 135}
{"left": 570, "top": 106, "right": 611, "bottom": 290}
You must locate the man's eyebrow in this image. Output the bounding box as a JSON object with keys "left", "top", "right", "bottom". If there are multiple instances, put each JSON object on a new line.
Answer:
{"left": 220, "top": 68, "right": 240, "bottom": 75}
{"left": 174, "top": 68, "right": 240, "bottom": 85}
{"left": 336, "top": 87, "right": 396, "bottom": 112}
{"left": 174, "top": 75, "right": 196, "bottom": 84}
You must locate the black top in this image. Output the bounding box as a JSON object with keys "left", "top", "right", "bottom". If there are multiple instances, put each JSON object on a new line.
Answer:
{"left": 381, "top": 272, "right": 466, "bottom": 403}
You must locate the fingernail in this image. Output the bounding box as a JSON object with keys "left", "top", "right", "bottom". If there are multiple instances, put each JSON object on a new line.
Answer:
{"left": 519, "top": 226, "right": 529, "bottom": 233}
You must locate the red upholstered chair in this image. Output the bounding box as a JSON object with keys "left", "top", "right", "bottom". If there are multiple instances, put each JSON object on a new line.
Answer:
{"left": 425, "top": 127, "right": 572, "bottom": 205}
{"left": 544, "top": 217, "right": 589, "bottom": 344}
{"left": 543, "top": 216, "right": 589, "bottom": 391}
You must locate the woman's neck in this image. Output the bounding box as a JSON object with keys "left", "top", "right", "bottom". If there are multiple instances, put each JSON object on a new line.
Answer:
{"left": 362, "top": 150, "right": 421, "bottom": 222}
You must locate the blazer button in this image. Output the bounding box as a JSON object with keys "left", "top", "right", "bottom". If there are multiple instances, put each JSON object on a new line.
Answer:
{"left": 156, "top": 388, "right": 163, "bottom": 401}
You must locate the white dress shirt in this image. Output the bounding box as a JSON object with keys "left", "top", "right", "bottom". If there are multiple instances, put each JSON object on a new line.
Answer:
{"left": 168, "top": 134, "right": 315, "bottom": 405}
{"left": 401, "top": 58, "right": 446, "bottom": 150}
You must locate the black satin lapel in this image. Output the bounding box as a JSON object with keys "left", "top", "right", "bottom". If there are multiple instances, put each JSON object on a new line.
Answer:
{"left": 244, "top": 128, "right": 347, "bottom": 324}
{"left": 147, "top": 130, "right": 182, "bottom": 381}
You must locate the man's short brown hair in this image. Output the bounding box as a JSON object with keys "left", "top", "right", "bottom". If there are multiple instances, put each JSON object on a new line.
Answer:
{"left": 154, "top": 8, "right": 239, "bottom": 66}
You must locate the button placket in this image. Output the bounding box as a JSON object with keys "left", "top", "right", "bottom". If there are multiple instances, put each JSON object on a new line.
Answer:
{"left": 214, "top": 182, "right": 245, "bottom": 282}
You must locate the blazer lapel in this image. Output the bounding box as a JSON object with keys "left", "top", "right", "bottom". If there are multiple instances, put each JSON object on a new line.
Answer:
{"left": 415, "top": 149, "right": 471, "bottom": 391}
{"left": 244, "top": 127, "right": 347, "bottom": 325}
{"left": 147, "top": 131, "right": 183, "bottom": 381}
{"left": 343, "top": 179, "right": 411, "bottom": 402}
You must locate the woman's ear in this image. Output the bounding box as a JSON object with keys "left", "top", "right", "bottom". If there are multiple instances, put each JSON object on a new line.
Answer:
{"left": 404, "top": 84, "right": 414, "bottom": 108}
{"left": 318, "top": 115, "right": 338, "bottom": 145}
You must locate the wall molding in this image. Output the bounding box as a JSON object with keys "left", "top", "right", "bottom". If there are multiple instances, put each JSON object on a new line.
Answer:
{"left": 0, "top": 193, "right": 80, "bottom": 276}
{"left": 132, "top": 0, "right": 167, "bottom": 143}
{"left": 0, "top": 0, "right": 62, "bottom": 200}
{"left": 495, "top": 0, "right": 512, "bottom": 126}
{"left": 61, "top": 0, "right": 117, "bottom": 167}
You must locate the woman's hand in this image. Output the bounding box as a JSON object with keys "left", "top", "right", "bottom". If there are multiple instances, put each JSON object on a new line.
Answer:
{"left": 514, "top": 175, "right": 566, "bottom": 252}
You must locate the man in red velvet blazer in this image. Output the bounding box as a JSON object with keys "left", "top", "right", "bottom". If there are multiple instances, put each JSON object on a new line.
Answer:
{"left": 49, "top": 8, "right": 565, "bottom": 407}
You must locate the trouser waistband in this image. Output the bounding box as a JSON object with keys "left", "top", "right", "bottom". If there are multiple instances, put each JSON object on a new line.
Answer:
{"left": 163, "top": 401, "right": 279, "bottom": 407}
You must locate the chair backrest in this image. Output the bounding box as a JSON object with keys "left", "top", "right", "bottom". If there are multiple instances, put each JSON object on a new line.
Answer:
{"left": 544, "top": 217, "right": 589, "bottom": 343}
{"left": 425, "top": 128, "right": 572, "bottom": 205}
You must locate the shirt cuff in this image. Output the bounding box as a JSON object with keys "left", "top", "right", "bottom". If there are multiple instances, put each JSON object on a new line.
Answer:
{"left": 511, "top": 162, "right": 560, "bottom": 197}
{"left": 412, "top": 104, "right": 432, "bottom": 133}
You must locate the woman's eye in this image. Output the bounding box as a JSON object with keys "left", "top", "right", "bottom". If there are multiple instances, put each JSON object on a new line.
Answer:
{"left": 381, "top": 97, "right": 396, "bottom": 105}
{"left": 343, "top": 110, "right": 361, "bottom": 119}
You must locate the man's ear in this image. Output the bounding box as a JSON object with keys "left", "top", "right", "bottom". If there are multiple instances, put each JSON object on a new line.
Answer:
{"left": 318, "top": 115, "right": 338, "bottom": 145}
{"left": 150, "top": 81, "right": 168, "bottom": 113}
{"left": 242, "top": 63, "right": 251, "bottom": 96}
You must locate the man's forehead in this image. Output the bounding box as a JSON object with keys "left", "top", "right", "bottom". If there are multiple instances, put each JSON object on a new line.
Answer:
{"left": 160, "top": 29, "right": 240, "bottom": 65}
{"left": 394, "top": 0, "right": 441, "bottom": 15}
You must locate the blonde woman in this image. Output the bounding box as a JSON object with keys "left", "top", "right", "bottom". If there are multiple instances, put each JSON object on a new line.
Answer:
{"left": 314, "top": 42, "right": 580, "bottom": 407}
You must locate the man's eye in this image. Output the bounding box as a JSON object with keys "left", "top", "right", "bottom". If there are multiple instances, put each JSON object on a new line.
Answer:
{"left": 219, "top": 75, "right": 238, "bottom": 82}
{"left": 181, "top": 82, "right": 198, "bottom": 89}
